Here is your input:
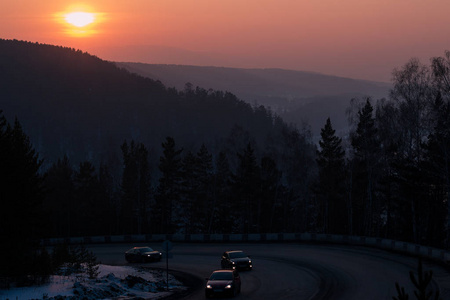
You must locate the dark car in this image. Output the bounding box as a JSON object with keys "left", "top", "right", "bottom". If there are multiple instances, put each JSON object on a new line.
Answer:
{"left": 125, "top": 246, "right": 162, "bottom": 263}
{"left": 221, "top": 250, "right": 252, "bottom": 270}
{"left": 205, "top": 269, "right": 241, "bottom": 298}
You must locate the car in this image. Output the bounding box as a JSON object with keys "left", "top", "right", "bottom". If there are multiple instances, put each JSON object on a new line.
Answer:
{"left": 221, "top": 250, "right": 252, "bottom": 270}
{"left": 125, "top": 246, "right": 162, "bottom": 263}
{"left": 205, "top": 269, "right": 241, "bottom": 298}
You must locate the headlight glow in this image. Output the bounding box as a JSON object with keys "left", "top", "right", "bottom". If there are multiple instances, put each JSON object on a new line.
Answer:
{"left": 206, "top": 284, "right": 212, "bottom": 289}
{"left": 225, "top": 284, "right": 232, "bottom": 289}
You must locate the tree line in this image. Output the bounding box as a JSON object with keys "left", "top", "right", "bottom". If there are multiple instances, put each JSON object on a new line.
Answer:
{"left": 39, "top": 51, "right": 450, "bottom": 250}
{"left": 315, "top": 52, "right": 450, "bottom": 249}
{"left": 42, "top": 134, "right": 315, "bottom": 237}
{"left": 2, "top": 51, "right": 450, "bottom": 282}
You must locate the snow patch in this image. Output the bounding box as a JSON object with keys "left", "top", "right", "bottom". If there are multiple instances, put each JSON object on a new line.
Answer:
{"left": 0, "top": 264, "right": 185, "bottom": 300}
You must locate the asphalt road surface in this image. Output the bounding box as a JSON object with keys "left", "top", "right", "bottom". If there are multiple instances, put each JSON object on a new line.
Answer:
{"left": 90, "top": 242, "right": 450, "bottom": 300}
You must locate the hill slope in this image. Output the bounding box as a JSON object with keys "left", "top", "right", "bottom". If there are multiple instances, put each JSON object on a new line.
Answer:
{"left": 0, "top": 39, "right": 300, "bottom": 170}
{"left": 116, "top": 63, "right": 391, "bottom": 136}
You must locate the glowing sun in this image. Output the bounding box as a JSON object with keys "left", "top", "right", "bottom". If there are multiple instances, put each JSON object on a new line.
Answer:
{"left": 64, "top": 12, "right": 95, "bottom": 27}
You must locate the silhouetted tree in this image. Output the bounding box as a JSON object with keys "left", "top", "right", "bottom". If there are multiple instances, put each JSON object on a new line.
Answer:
{"left": 388, "top": 58, "right": 438, "bottom": 243}
{"left": 421, "top": 95, "right": 449, "bottom": 247}
{"left": 231, "top": 143, "right": 261, "bottom": 233}
{"left": 315, "top": 118, "right": 347, "bottom": 234}
{"left": 194, "top": 144, "right": 214, "bottom": 233}
{"left": 278, "top": 125, "right": 316, "bottom": 233}
{"left": 43, "top": 155, "right": 75, "bottom": 237}
{"left": 429, "top": 53, "right": 450, "bottom": 247}
{"left": 259, "top": 156, "right": 283, "bottom": 233}
{"left": 351, "top": 99, "right": 381, "bottom": 236}
{"left": 0, "top": 112, "right": 46, "bottom": 282}
{"left": 154, "top": 137, "right": 183, "bottom": 233}
{"left": 210, "top": 151, "right": 233, "bottom": 233}
{"left": 121, "top": 140, "right": 151, "bottom": 234}
{"left": 391, "top": 58, "right": 434, "bottom": 162}
{"left": 431, "top": 50, "right": 450, "bottom": 100}
{"left": 177, "top": 145, "right": 213, "bottom": 233}
{"left": 72, "top": 161, "right": 114, "bottom": 236}
{"left": 98, "top": 162, "right": 119, "bottom": 235}
{"left": 179, "top": 151, "right": 198, "bottom": 233}
{"left": 73, "top": 161, "right": 98, "bottom": 236}
{"left": 374, "top": 98, "right": 402, "bottom": 239}
{"left": 393, "top": 259, "right": 442, "bottom": 300}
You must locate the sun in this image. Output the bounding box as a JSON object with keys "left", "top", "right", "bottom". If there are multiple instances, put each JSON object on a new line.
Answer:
{"left": 64, "top": 12, "right": 95, "bottom": 27}
{"left": 56, "top": 6, "right": 104, "bottom": 37}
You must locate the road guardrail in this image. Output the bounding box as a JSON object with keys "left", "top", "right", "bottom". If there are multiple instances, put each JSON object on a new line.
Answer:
{"left": 42, "top": 233, "right": 450, "bottom": 265}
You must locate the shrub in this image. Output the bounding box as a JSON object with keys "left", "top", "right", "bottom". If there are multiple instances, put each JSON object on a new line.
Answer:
{"left": 393, "top": 259, "right": 442, "bottom": 300}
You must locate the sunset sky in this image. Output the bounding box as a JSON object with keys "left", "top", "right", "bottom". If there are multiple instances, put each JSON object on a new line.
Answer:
{"left": 2, "top": 0, "right": 449, "bottom": 82}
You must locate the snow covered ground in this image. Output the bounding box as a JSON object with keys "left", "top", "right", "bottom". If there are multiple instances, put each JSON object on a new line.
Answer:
{"left": 0, "top": 264, "right": 186, "bottom": 300}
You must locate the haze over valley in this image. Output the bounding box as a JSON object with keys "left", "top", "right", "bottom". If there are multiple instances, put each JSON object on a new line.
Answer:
{"left": 117, "top": 62, "right": 391, "bottom": 137}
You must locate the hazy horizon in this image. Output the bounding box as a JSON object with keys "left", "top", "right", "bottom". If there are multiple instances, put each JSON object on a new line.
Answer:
{"left": 2, "top": 0, "right": 450, "bottom": 82}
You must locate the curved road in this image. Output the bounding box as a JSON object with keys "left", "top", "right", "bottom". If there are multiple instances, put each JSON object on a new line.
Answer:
{"left": 90, "top": 243, "right": 450, "bottom": 299}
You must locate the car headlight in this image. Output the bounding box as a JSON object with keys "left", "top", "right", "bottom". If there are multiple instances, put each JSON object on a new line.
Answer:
{"left": 231, "top": 261, "right": 236, "bottom": 264}
{"left": 206, "top": 285, "right": 212, "bottom": 289}
{"left": 249, "top": 260, "right": 252, "bottom": 264}
{"left": 225, "top": 284, "right": 232, "bottom": 289}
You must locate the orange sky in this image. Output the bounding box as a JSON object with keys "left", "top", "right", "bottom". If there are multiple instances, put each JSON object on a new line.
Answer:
{"left": 1, "top": 0, "right": 450, "bottom": 82}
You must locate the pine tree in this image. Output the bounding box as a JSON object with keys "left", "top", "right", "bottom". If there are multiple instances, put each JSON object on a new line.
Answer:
{"left": 422, "top": 95, "right": 450, "bottom": 247}
{"left": 0, "top": 112, "right": 45, "bottom": 280}
{"left": 179, "top": 151, "right": 198, "bottom": 233}
{"left": 98, "top": 163, "right": 118, "bottom": 235}
{"left": 154, "top": 137, "right": 182, "bottom": 233}
{"left": 231, "top": 143, "right": 261, "bottom": 233}
{"left": 393, "top": 259, "right": 443, "bottom": 300}
{"left": 43, "top": 155, "right": 75, "bottom": 237}
{"left": 351, "top": 99, "right": 380, "bottom": 236}
{"left": 73, "top": 161, "right": 98, "bottom": 236}
{"left": 210, "top": 151, "right": 232, "bottom": 233}
{"left": 121, "top": 140, "right": 151, "bottom": 234}
{"left": 259, "top": 156, "right": 282, "bottom": 233}
{"left": 316, "top": 118, "right": 347, "bottom": 234}
{"left": 196, "top": 144, "right": 213, "bottom": 232}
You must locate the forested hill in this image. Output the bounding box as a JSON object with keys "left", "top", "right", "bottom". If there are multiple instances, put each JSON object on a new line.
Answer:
{"left": 0, "top": 39, "right": 310, "bottom": 171}
{"left": 117, "top": 63, "right": 390, "bottom": 101}
{"left": 116, "top": 63, "right": 391, "bottom": 136}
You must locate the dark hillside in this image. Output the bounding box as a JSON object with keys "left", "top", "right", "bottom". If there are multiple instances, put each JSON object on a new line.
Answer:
{"left": 1, "top": 40, "right": 165, "bottom": 168}
{"left": 0, "top": 39, "right": 306, "bottom": 171}
{"left": 116, "top": 63, "right": 391, "bottom": 136}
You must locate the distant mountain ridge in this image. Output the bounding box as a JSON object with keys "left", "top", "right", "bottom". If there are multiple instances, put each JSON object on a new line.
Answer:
{"left": 116, "top": 63, "right": 390, "bottom": 99}
{"left": 116, "top": 63, "right": 391, "bottom": 136}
